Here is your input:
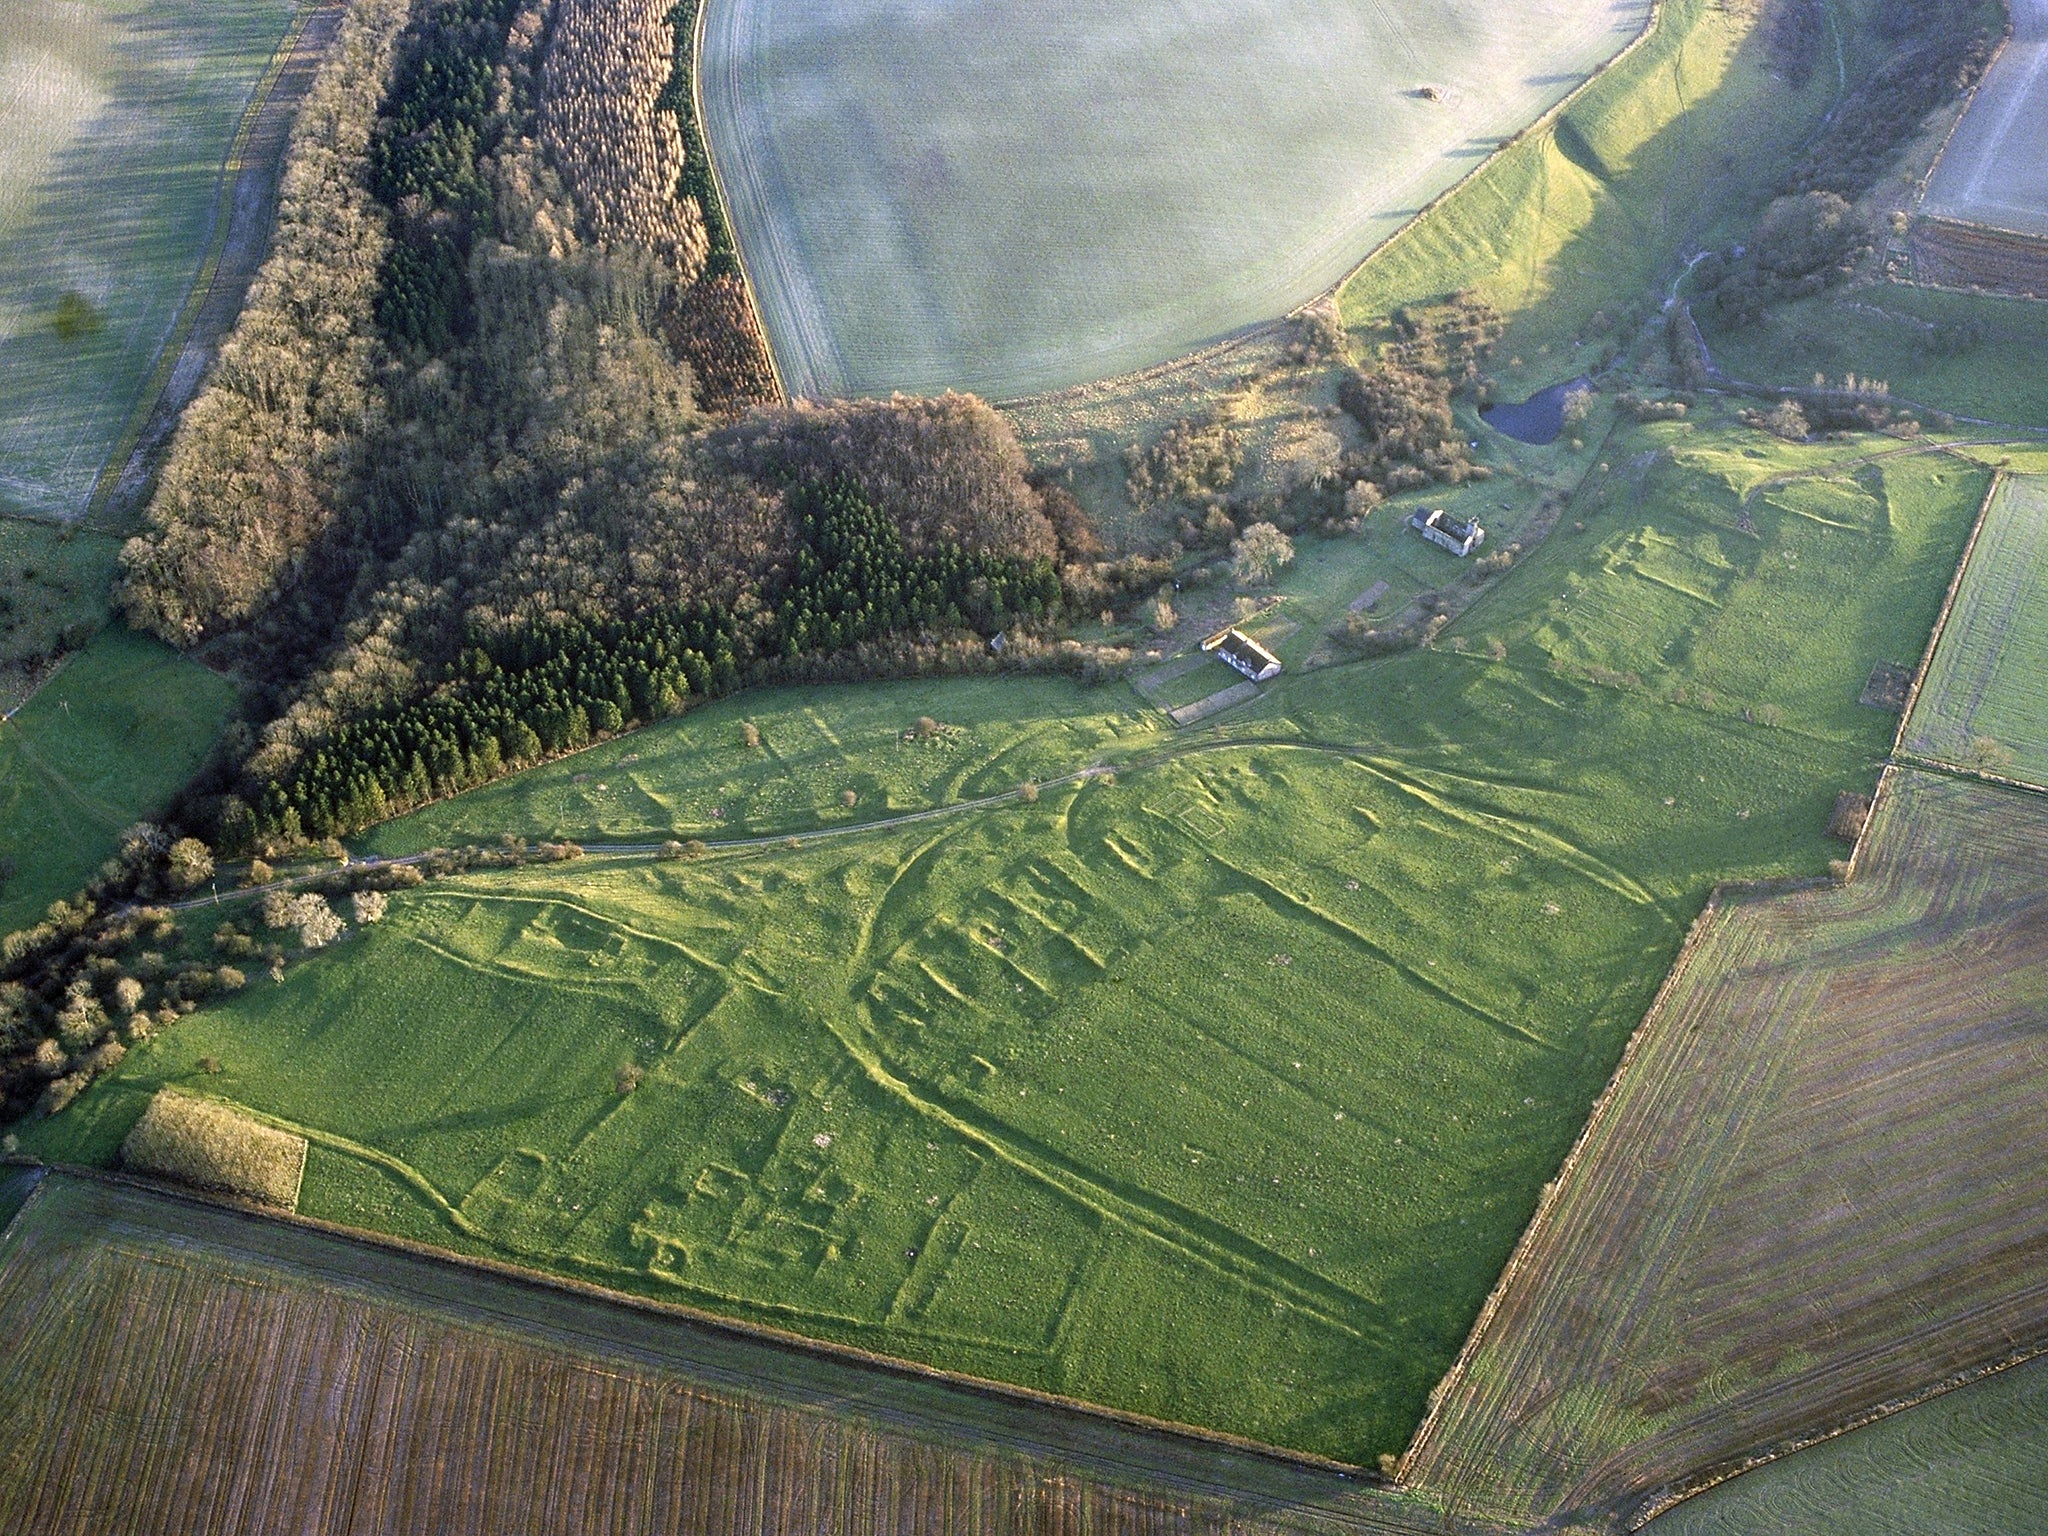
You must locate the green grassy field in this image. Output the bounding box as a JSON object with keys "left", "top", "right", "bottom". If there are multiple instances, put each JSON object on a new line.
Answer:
{"left": 0, "top": 628, "right": 238, "bottom": 933}
{"left": 0, "top": 0, "right": 300, "bottom": 520}
{"left": 704, "top": 0, "right": 1650, "bottom": 398}
{"left": 1904, "top": 475, "right": 2048, "bottom": 784}
{"left": 1700, "top": 285, "right": 2048, "bottom": 428}
{"left": 22, "top": 422, "right": 1986, "bottom": 1462}
{"left": 360, "top": 675, "right": 1170, "bottom": 855}
{"left": 0, "top": 517, "right": 121, "bottom": 684}
{"left": 1645, "top": 1356, "right": 2048, "bottom": 1536}
{"left": 1338, "top": 0, "right": 1844, "bottom": 389}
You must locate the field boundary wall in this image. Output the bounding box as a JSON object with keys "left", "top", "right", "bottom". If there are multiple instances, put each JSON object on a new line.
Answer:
{"left": 3, "top": 1156, "right": 1379, "bottom": 1482}
{"left": 690, "top": 0, "right": 787, "bottom": 401}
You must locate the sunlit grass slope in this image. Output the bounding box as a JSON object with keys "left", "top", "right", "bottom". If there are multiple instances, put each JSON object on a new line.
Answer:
{"left": 1340, "top": 0, "right": 1841, "bottom": 387}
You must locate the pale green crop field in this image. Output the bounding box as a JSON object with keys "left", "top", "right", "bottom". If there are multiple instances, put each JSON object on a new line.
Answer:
{"left": 1921, "top": 0, "right": 2048, "bottom": 237}
{"left": 702, "top": 0, "right": 1650, "bottom": 400}
{"left": 1645, "top": 1356, "right": 2048, "bottom": 1536}
{"left": 0, "top": 0, "right": 298, "bottom": 520}
{"left": 1904, "top": 475, "right": 2048, "bottom": 785}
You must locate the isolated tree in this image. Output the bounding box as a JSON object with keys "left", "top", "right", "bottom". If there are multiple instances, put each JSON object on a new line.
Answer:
{"left": 740, "top": 721, "right": 761, "bottom": 748}
{"left": 1231, "top": 523, "right": 1295, "bottom": 586}
{"left": 1147, "top": 595, "right": 1177, "bottom": 633}
{"left": 351, "top": 890, "right": 388, "bottom": 925}
{"left": 1561, "top": 386, "right": 1596, "bottom": 428}
{"left": 165, "top": 838, "right": 215, "bottom": 891}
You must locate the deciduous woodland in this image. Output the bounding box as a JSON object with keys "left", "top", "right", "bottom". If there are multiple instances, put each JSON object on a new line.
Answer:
{"left": 115, "top": 0, "right": 1099, "bottom": 857}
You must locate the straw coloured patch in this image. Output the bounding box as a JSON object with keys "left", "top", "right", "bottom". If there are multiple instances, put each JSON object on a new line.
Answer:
{"left": 122, "top": 1089, "right": 307, "bottom": 1209}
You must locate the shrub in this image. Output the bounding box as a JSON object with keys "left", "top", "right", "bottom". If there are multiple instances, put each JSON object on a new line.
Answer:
{"left": 1231, "top": 523, "right": 1295, "bottom": 586}
{"left": 1019, "top": 781, "right": 1039, "bottom": 804}
{"left": 268, "top": 893, "right": 346, "bottom": 950}
{"left": 741, "top": 721, "right": 761, "bottom": 748}
{"left": 614, "top": 1063, "right": 645, "bottom": 1094}
{"left": 1126, "top": 416, "right": 1243, "bottom": 507}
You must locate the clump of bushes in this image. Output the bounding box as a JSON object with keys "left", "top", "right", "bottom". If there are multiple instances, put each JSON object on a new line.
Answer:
{"left": 1126, "top": 415, "right": 1243, "bottom": 508}
{"left": 1618, "top": 392, "right": 1690, "bottom": 422}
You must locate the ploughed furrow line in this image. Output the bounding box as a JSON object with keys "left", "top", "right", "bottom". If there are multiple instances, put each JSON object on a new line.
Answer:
{"left": 0, "top": 1174, "right": 1446, "bottom": 1533}
{"left": 1406, "top": 769, "right": 2048, "bottom": 1530}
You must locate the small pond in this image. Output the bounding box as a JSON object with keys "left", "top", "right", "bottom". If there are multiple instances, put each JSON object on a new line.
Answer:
{"left": 1482, "top": 375, "right": 1592, "bottom": 445}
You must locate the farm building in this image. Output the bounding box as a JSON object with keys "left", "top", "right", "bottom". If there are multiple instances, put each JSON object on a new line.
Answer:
{"left": 1201, "top": 627, "right": 1283, "bottom": 682}
{"left": 1411, "top": 508, "right": 1486, "bottom": 556}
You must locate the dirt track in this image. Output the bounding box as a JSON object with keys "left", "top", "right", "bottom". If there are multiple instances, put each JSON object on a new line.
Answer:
{"left": 86, "top": 0, "right": 350, "bottom": 531}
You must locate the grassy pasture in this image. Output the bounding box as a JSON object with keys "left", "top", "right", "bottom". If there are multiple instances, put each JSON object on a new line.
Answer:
{"left": 1904, "top": 475, "right": 2048, "bottom": 784}
{"left": 359, "top": 675, "right": 1169, "bottom": 855}
{"left": 1645, "top": 1354, "right": 2048, "bottom": 1536}
{"left": 0, "top": 1173, "right": 1446, "bottom": 1536}
{"left": 1698, "top": 284, "right": 2048, "bottom": 429}
{"left": 0, "top": 0, "right": 300, "bottom": 520}
{"left": 704, "top": 0, "right": 1650, "bottom": 399}
{"left": 1408, "top": 769, "right": 2048, "bottom": 1527}
{"left": 1338, "top": 0, "right": 1842, "bottom": 389}
{"left": 22, "top": 423, "right": 1985, "bottom": 1461}
{"left": 0, "top": 516, "right": 121, "bottom": 683}
{"left": 0, "top": 628, "right": 237, "bottom": 934}
{"left": 1920, "top": 0, "right": 2048, "bottom": 238}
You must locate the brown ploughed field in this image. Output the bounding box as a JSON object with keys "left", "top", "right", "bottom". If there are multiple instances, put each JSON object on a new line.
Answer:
{"left": 1405, "top": 768, "right": 2048, "bottom": 1530}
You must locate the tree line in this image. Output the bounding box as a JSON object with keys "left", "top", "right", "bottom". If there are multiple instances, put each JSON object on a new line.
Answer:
{"left": 243, "top": 478, "right": 1060, "bottom": 845}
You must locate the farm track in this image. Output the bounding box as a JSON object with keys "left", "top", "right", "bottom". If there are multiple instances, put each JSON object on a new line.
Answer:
{"left": 82, "top": 0, "right": 350, "bottom": 533}
{"left": 0, "top": 1170, "right": 1458, "bottom": 1535}
{"left": 1402, "top": 767, "right": 2048, "bottom": 1530}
